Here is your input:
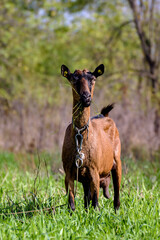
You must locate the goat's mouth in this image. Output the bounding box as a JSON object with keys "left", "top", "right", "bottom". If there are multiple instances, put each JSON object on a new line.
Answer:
{"left": 81, "top": 99, "right": 91, "bottom": 107}
{"left": 83, "top": 102, "right": 91, "bottom": 107}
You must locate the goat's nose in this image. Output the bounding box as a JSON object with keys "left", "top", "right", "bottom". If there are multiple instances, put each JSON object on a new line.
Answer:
{"left": 81, "top": 92, "right": 91, "bottom": 107}
{"left": 81, "top": 92, "right": 91, "bottom": 100}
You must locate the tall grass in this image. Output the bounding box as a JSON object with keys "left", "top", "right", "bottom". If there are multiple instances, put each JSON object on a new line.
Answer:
{"left": 0, "top": 152, "right": 159, "bottom": 239}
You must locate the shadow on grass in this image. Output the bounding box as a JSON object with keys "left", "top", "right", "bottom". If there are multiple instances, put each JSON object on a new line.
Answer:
{"left": 0, "top": 189, "right": 67, "bottom": 218}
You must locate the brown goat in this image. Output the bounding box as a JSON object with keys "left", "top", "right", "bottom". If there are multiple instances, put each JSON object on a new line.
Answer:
{"left": 61, "top": 64, "right": 122, "bottom": 211}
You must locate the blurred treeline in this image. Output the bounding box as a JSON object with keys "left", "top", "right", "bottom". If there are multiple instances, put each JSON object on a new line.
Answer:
{"left": 0, "top": 0, "right": 160, "bottom": 159}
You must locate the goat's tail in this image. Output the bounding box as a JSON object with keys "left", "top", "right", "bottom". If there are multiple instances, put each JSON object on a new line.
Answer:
{"left": 101, "top": 103, "right": 114, "bottom": 117}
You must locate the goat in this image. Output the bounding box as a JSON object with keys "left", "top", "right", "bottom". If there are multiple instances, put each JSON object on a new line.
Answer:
{"left": 61, "top": 64, "right": 122, "bottom": 211}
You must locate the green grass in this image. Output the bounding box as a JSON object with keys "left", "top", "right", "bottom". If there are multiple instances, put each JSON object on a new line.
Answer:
{"left": 0, "top": 152, "right": 160, "bottom": 239}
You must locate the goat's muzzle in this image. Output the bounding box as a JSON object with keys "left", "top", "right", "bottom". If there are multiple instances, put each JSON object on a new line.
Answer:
{"left": 81, "top": 91, "right": 91, "bottom": 107}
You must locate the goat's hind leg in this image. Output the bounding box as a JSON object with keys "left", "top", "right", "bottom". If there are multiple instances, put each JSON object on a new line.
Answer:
{"left": 112, "top": 140, "right": 122, "bottom": 212}
{"left": 65, "top": 176, "right": 68, "bottom": 195}
{"left": 100, "top": 174, "right": 111, "bottom": 199}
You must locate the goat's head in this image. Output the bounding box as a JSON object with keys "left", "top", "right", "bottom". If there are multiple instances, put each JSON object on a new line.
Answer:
{"left": 61, "top": 64, "right": 104, "bottom": 107}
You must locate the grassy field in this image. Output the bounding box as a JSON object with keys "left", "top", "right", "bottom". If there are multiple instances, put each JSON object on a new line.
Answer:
{"left": 0, "top": 152, "right": 159, "bottom": 240}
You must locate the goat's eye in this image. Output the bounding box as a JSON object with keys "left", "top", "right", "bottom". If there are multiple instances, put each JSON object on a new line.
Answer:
{"left": 73, "top": 75, "right": 79, "bottom": 81}
{"left": 91, "top": 79, "right": 95, "bottom": 85}
{"left": 90, "top": 78, "right": 95, "bottom": 84}
{"left": 90, "top": 80, "right": 94, "bottom": 85}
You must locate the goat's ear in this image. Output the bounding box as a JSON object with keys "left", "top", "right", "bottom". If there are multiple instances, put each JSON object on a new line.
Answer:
{"left": 61, "top": 65, "right": 71, "bottom": 79}
{"left": 92, "top": 64, "right": 104, "bottom": 78}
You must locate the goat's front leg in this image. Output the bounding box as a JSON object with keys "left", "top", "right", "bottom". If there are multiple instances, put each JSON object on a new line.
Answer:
{"left": 100, "top": 174, "right": 111, "bottom": 199}
{"left": 83, "top": 181, "right": 91, "bottom": 209}
{"left": 68, "top": 178, "right": 75, "bottom": 211}
{"left": 90, "top": 169, "right": 100, "bottom": 209}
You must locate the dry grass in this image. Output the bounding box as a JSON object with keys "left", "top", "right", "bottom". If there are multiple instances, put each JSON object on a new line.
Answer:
{"left": 0, "top": 93, "right": 160, "bottom": 159}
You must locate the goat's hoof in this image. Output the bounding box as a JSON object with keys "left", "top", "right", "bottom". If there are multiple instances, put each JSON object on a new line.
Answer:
{"left": 114, "top": 201, "right": 120, "bottom": 213}
{"left": 92, "top": 205, "right": 99, "bottom": 211}
{"left": 68, "top": 203, "right": 75, "bottom": 212}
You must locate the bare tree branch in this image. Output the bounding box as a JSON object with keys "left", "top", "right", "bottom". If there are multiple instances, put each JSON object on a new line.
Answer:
{"left": 105, "top": 19, "right": 134, "bottom": 46}
{"left": 127, "top": 0, "right": 158, "bottom": 91}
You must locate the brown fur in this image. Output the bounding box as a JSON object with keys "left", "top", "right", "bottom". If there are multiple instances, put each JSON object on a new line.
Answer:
{"left": 61, "top": 64, "right": 122, "bottom": 211}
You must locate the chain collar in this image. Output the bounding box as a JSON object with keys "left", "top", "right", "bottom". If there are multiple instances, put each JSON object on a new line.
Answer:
{"left": 72, "top": 118, "right": 90, "bottom": 135}
{"left": 72, "top": 118, "right": 90, "bottom": 168}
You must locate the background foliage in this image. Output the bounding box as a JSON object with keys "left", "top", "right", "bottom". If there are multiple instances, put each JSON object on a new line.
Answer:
{"left": 0, "top": 0, "right": 160, "bottom": 158}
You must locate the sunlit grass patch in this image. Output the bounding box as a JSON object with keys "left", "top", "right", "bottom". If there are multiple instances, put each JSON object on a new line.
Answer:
{"left": 0, "top": 153, "right": 159, "bottom": 239}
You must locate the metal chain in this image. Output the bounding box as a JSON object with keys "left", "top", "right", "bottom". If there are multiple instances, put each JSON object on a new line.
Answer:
{"left": 72, "top": 118, "right": 90, "bottom": 168}
{"left": 73, "top": 118, "right": 89, "bottom": 197}
{"left": 72, "top": 118, "right": 90, "bottom": 137}
{"left": 75, "top": 132, "right": 85, "bottom": 168}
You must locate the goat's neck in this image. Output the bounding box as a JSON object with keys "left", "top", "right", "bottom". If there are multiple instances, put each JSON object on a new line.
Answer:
{"left": 72, "top": 99, "right": 90, "bottom": 129}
